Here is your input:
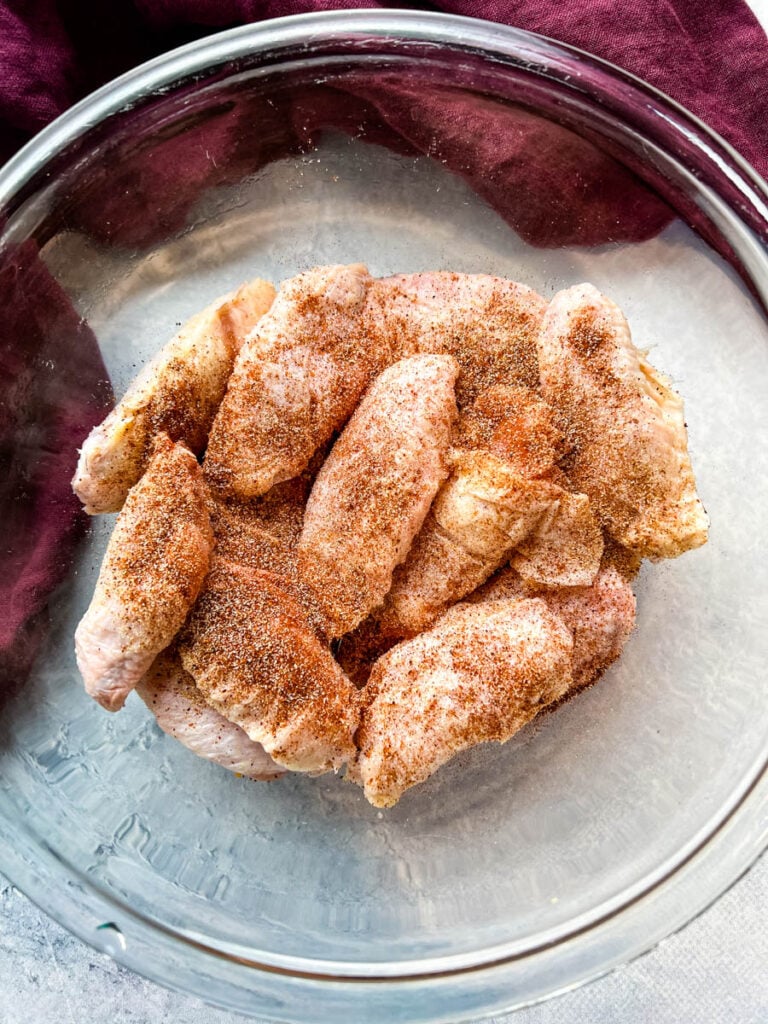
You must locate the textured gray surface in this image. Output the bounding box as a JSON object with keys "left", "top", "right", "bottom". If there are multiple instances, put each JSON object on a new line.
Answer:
{"left": 1, "top": 856, "right": 766, "bottom": 1024}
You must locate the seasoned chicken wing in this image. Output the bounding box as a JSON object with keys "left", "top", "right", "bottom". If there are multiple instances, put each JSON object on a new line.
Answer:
{"left": 207, "top": 495, "right": 329, "bottom": 639}
{"left": 354, "top": 598, "right": 573, "bottom": 807}
{"left": 136, "top": 649, "right": 285, "bottom": 781}
{"left": 456, "top": 384, "right": 566, "bottom": 476}
{"left": 537, "top": 283, "right": 708, "bottom": 559}
{"left": 298, "top": 354, "right": 459, "bottom": 637}
{"left": 178, "top": 561, "right": 360, "bottom": 773}
{"left": 366, "top": 272, "right": 547, "bottom": 404}
{"left": 379, "top": 450, "right": 559, "bottom": 637}
{"left": 204, "top": 265, "right": 386, "bottom": 500}
{"left": 75, "top": 435, "right": 213, "bottom": 711}
{"left": 73, "top": 277, "right": 275, "bottom": 513}
{"left": 510, "top": 490, "right": 603, "bottom": 588}
{"left": 474, "top": 564, "right": 636, "bottom": 691}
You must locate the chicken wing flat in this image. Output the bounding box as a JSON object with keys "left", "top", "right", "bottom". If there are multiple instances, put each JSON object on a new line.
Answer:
{"left": 366, "top": 272, "right": 547, "bottom": 404}
{"left": 75, "top": 435, "right": 213, "bottom": 711}
{"left": 73, "top": 277, "right": 275, "bottom": 513}
{"left": 204, "top": 264, "right": 389, "bottom": 500}
{"left": 537, "top": 283, "right": 708, "bottom": 559}
{"left": 298, "top": 354, "right": 459, "bottom": 637}
{"left": 178, "top": 561, "right": 360, "bottom": 774}
{"left": 456, "top": 384, "right": 566, "bottom": 476}
{"left": 510, "top": 490, "right": 604, "bottom": 588}
{"left": 207, "top": 495, "right": 329, "bottom": 639}
{"left": 379, "top": 450, "right": 560, "bottom": 637}
{"left": 137, "top": 649, "right": 285, "bottom": 781}
{"left": 474, "top": 564, "right": 636, "bottom": 691}
{"left": 354, "top": 598, "right": 573, "bottom": 807}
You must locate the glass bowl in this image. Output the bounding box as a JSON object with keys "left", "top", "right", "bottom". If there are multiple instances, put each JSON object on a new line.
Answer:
{"left": 1, "top": 11, "right": 767, "bottom": 1023}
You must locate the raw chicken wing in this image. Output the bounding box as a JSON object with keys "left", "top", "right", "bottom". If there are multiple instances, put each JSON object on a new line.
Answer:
{"left": 75, "top": 435, "right": 213, "bottom": 710}
{"left": 378, "top": 385, "right": 601, "bottom": 636}
{"left": 537, "top": 283, "right": 708, "bottom": 558}
{"left": 178, "top": 561, "right": 360, "bottom": 773}
{"left": 474, "top": 564, "right": 636, "bottom": 691}
{"left": 204, "top": 265, "right": 384, "bottom": 500}
{"left": 73, "top": 278, "right": 275, "bottom": 513}
{"left": 298, "top": 354, "right": 458, "bottom": 637}
{"left": 366, "top": 273, "right": 547, "bottom": 404}
{"left": 355, "top": 598, "right": 573, "bottom": 807}
{"left": 137, "top": 649, "right": 285, "bottom": 781}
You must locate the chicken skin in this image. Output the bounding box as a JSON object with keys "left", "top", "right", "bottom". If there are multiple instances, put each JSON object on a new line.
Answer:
{"left": 136, "top": 649, "right": 285, "bottom": 781}
{"left": 473, "top": 564, "right": 636, "bottom": 691}
{"left": 537, "top": 283, "right": 708, "bottom": 559}
{"left": 178, "top": 561, "right": 360, "bottom": 774}
{"left": 73, "top": 277, "right": 275, "bottom": 513}
{"left": 366, "top": 272, "right": 547, "bottom": 404}
{"left": 298, "top": 354, "right": 459, "bottom": 637}
{"left": 75, "top": 435, "right": 213, "bottom": 711}
{"left": 456, "top": 384, "right": 566, "bottom": 476}
{"left": 377, "top": 386, "right": 602, "bottom": 637}
{"left": 207, "top": 495, "right": 329, "bottom": 639}
{"left": 354, "top": 598, "right": 573, "bottom": 807}
{"left": 208, "top": 497, "right": 298, "bottom": 577}
{"left": 204, "top": 265, "right": 384, "bottom": 500}
{"left": 379, "top": 451, "right": 560, "bottom": 637}
{"left": 510, "top": 490, "right": 604, "bottom": 588}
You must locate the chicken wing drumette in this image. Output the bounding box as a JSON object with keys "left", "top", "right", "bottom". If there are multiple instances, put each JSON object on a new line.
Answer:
{"left": 354, "top": 598, "right": 573, "bottom": 807}
{"left": 75, "top": 434, "right": 213, "bottom": 710}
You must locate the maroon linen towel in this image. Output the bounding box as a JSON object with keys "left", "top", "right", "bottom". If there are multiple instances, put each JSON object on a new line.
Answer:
{"left": 0, "top": 240, "right": 111, "bottom": 682}
{"left": 2, "top": 2, "right": 767, "bottom": 176}
{"left": 0, "top": 1, "right": 766, "bottom": 681}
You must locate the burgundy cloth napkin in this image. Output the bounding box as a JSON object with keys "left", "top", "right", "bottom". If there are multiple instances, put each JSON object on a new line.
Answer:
{"left": 0, "top": 0, "right": 766, "bottom": 681}
{"left": 0, "top": 240, "right": 111, "bottom": 683}
{"left": 2, "top": 1, "right": 767, "bottom": 176}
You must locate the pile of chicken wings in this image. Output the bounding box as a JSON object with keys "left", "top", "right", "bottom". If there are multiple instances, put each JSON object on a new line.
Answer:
{"left": 73, "top": 266, "right": 707, "bottom": 807}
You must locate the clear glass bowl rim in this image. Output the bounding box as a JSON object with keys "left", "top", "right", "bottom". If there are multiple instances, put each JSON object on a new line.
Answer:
{"left": 0, "top": 10, "right": 766, "bottom": 1022}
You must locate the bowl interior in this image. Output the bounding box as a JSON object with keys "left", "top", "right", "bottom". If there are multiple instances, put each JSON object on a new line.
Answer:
{"left": 1, "top": 16, "right": 767, "bottom": 992}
